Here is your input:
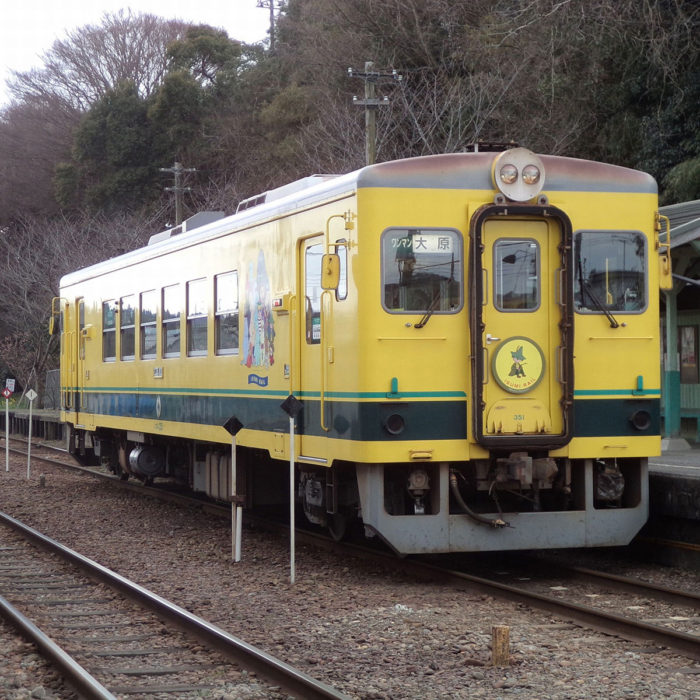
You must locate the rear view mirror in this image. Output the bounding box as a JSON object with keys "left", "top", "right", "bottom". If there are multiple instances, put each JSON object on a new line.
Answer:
{"left": 321, "top": 253, "right": 340, "bottom": 290}
{"left": 49, "top": 297, "right": 62, "bottom": 335}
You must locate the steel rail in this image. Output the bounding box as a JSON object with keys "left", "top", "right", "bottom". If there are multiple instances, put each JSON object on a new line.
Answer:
{"left": 0, "top": 511, "right": 350, "bottom": 700}
{"left": 542, "top": 562, "right": 700, "bottom": 610}
{"left": 407, "top": 558, "right": 700, "bottom": 662}
{"left": 0, "top": 594, "right": 117, "bottom": 700}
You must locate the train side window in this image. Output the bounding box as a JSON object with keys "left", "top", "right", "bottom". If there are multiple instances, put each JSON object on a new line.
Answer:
{"left": 140, "top": 290, "right": 157, "bottom": 359}
{"left": 162, "top": 284, "right": 181, "bottom": 358}
{"left": 187, "top": 278, "right": 208, "bottom": 356}
{"left": 493, "top": 239, "right": 539, "bottom": 311}
{"left": 102, "top": 300, "right": 117, "bottom": 362}
{"left": 120, "top": 295, "right": 136, "bottom": 360}
{"left": 336, "top": 242, "right": 348, "bottom": 301}
{"left": 574, "top": 231, "right": 647, "bottom": 313}
{"left": 305, "top": 244, "right": 323, "bottom": 344}
{"left": 215, "top": 271, "right": 239, "bottom": 355}
{"left": 381, "top": 228, "right": 462, "bottom": 313}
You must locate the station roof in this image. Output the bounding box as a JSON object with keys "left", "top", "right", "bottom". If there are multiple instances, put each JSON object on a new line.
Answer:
{"left": 661, "top": 199, "right": 700, "bottom": 249}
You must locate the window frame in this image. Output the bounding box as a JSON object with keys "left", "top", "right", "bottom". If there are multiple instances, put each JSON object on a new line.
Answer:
{"left": 573, "top": 229, "right": 648, "bottom": 315}
{"left": 102, "top": 300, "right": 118, "bottom": 362}
{"left": 119, "top": 295, "right": 136, "bottom": 361}
{"left": 215, "top": 271, "right": 239, "bottom": 356}
{"left": 139, "top": 290, "right": 158, "bottom": 360}
{"left": 335, "top": 241, "right": 348, "bottom": 301}
{"left": 380, "top": 227, "right": 463, "bottom": 315}
{"left": 162, "top": 284, "right": 181, "bottom": 359}
{"left": 493, "top": 238, "right": 541, "bottom": 312}
{"left": 187, "top": 277, "right": 208, "bottom": 357}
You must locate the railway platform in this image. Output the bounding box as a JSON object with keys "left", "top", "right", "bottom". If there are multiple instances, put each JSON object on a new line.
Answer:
{"left": 1, "top": 408, "right": 698, "bottom": 565}
{"left": 645, "top": 446, "right": 700, "bottom": 568}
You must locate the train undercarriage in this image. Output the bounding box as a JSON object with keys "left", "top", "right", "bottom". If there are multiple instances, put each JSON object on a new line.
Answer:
{"left": 68, "top": 426, "right": 647, "bottom": 553}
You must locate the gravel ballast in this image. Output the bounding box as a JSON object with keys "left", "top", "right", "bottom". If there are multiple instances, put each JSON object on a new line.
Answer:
{"left": 0, "top": 457, "right": 699, "bottom": 700}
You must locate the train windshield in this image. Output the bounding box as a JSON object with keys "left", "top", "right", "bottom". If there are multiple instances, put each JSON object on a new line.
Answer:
{"left": 574, "top": 231, "right": 647, "bottom": 313}
{"left": 382, "top": 228, "right": 462, "bottom": 313}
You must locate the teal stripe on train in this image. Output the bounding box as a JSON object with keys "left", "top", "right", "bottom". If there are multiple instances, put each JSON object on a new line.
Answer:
{"left": 68, "top": 389, "right": 660, "bottom": 443}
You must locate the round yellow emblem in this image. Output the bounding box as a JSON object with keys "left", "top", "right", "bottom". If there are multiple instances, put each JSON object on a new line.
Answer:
{"left": 491, "top": 336, "right": 545, "bottom": 394}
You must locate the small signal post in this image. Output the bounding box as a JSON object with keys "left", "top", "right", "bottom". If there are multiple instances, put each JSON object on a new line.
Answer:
{"left": 2, "top": 379, "right": 13, "bottom": 472}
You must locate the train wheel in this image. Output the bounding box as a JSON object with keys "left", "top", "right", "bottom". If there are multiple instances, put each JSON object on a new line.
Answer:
{"left": 327, "top": 512, "right": 347, "bottom": 542}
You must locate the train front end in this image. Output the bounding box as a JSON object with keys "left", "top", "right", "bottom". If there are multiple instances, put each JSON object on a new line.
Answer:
{"left": 349, "top": 147, "right": 664, "bottom": 553}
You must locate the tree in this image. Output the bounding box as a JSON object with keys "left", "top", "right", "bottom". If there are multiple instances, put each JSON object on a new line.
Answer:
{"left": 0, "top": 209, "right": 166, "bottom": 396}
{"left": 7, "top": 10, "right": 191, "bottom": 111}
{"left": 57, "top": 82, "right": 160, "bottom": 212}
{"left": 166, "top": 25, "right": 243, "bottom": 92}
{"left": 0, "top": 97, "right": 77, "bottom": 224}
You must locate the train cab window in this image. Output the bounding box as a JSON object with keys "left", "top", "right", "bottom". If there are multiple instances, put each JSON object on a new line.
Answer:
{"left": 120, "top": 295, "right": 136, "bottom": 360}
{"left": 162, "top": 284, "right": 181, "bottom": 358}
{"left": 187, "top": 278, "right": 208, "bottom": 356}
{"left": 140, "top": 290, "right": 157, "bottom": 359}
{"left": 215, "top": 271, "right": 239, "bottom": 355}
{"left": 102, "top": 300, "right": 117, "bottom": 362}
{"left": 494, "top": 239, "right": 539, "bottom": 311}
{"left": 381, "top": 228, "right": 462, "bottom": 313}
{"left": 574, "top": 231, "right": 646, "bottom": 313}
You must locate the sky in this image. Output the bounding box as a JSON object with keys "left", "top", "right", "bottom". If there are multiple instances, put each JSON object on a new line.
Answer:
{"left": 0, "top": 0, "right": 271, "bottom": 106}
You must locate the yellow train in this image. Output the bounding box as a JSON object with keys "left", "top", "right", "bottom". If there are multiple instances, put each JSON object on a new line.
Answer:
{"left": 52, "top": 146, "right": 671, "bottom": 553}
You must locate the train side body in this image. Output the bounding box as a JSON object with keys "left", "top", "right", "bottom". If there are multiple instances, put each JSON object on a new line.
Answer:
{"left": 56, "top": 150, "right": 662, "bottom": 553}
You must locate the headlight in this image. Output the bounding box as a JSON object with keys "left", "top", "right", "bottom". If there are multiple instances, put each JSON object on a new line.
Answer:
{"left": 492, "top": 148, "right": 545, "bottom": 202}
{"left": 522, "top": 164, "right": 540, "bottom": 185}
{"left": 499, "top": 164, "right": 518, "bottom": 185}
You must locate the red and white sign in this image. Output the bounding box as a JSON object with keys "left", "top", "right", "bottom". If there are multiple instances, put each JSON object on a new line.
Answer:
{"left": 1, "top": 388, "right": 11, "bottom": 399}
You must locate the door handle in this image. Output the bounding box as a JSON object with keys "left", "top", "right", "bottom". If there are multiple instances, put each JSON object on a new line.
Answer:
{"left": 486, "top": 333, "right": 501, "bottom": 344}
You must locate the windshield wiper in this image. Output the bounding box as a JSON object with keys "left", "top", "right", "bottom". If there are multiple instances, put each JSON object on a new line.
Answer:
{"left": 582, "top": 279, "right": 619, "bottom": 328}
{"left": 414, "top": 290, "right": 442, "bottom": 328}
{"left": 414, "top": 254, "right": 455, "bottom": 329}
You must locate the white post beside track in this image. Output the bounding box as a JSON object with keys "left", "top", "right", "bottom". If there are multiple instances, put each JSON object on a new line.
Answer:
{"left": 4, "top": 396, "right": 9, "bottom": 472}
{"left": 230, "top": 433, "right": 243, "bottom": 563}
{"left": 289, "top": 414, "right": 296, "bottom": 585}
{"left": 280, "top": 395, "right": 301, "bottom": 585}
{"left": 25, "top": 389, "right": 37, "bottom": 479}
{"left": 3, "top": 381, "right": 13, "bottom": 472}
{"left": 222, "top": 415, "right": 244, "bottom": 563}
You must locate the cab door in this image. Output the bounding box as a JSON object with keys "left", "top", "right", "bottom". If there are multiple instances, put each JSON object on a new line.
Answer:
{"left": 471, "top": 208, "right": 573, "bottom": 447}
{"left": 297, "top": 235, "right": 330, "bottom": 463}
{"left": 61, "top": 298, "right": 82, "bottom": 414}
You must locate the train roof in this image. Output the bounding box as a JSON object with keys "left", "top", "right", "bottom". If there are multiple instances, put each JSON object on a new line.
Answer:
{"left": 60, "top": 152, "right": 656, "bottom": 288}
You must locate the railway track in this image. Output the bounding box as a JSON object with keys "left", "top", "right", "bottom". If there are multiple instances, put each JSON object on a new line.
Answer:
{"left": 417, "top": 554, "right": 700, "bottom": 661}
{"left": 0, "top": 510, "right": 349, "bottom": 700}
{"left": 5, "top": 437, "right": 700, "bottom": 665}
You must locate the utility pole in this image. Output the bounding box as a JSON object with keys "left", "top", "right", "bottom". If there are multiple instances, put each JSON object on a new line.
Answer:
{"left": 348, "top": 61, "right": 402, "bottom": 166}
{"left": 160, "top": 162, "right": 196, "bottom": 226}
{"left": 256, "top": 0, "right": 282, "bottom": 51}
